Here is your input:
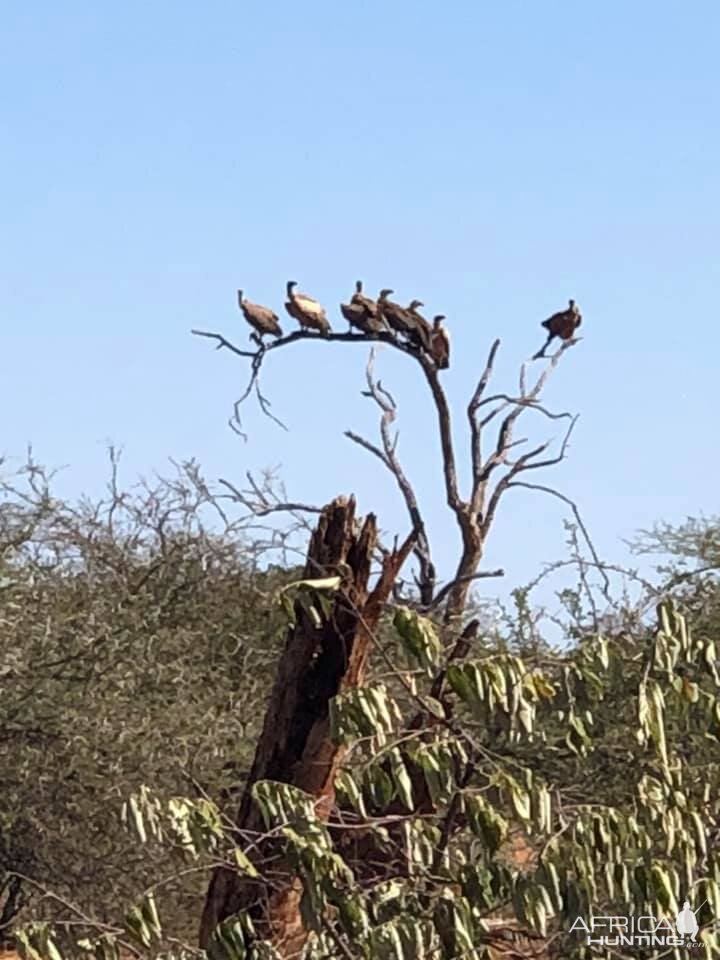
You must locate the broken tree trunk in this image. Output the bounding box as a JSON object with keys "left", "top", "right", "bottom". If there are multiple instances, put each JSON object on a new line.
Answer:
{"left": 199, "top": 495, "right": 414, "bottom": 956}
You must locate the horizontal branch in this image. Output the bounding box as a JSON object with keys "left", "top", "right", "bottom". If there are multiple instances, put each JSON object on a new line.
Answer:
{"left": 192, "top": 326, "right": 419, "bottom": 361}
{"left": 193, "top": 324, "right": 427, "bottom": 440}
{"left": 476, "top": 394, "right": 574, "bottom": 422}
{"left": 421, "top": 568, "right": 505, "bottom": 612}
{"left": 217, "top": 477, "right": 323, "bottom": 519}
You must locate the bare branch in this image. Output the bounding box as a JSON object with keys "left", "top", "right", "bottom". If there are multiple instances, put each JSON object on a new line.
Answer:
{"left": 468, "top": 339, "right": 501, "bottom": 482}
{"left": 505, "top": 415, "right": 578, "bottom": 474}
{"left": 421, "top": 568, "right": 505, "bottom": 612}
{"left": 505, "top": 480, "right": 612, "bottom": 602}
{"left": 193, "top": 325, "right": 420, "bottom": 429}
{"left": 348, "top": 352, "right": 436, "bottom": 604}
{"left": 344, "top": 430, "right": 391, "bottom": 470}
{"left": 470, "top": 340, "right": 578, "bottom": 515}
{"left": 476, "top": 394, "right": 574, "bottom": 423}
{"left": 481, "top": 416, "right": 579, "bottom": 537}
{"left": 254, "top": 380, "right": 288, "bottom": 432}
{"left": 191, "top": 329, "right": 257, "bottom": 358}
{"left": 211, "top": 472, "right": 323, "bottom": 561}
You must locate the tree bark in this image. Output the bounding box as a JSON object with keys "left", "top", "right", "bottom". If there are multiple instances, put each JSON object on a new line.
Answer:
{"left": 443, "top": 512, "right": 484, "bottom": 625}
{"left": 199, "top": 495, "right": 413, "bottom": 955}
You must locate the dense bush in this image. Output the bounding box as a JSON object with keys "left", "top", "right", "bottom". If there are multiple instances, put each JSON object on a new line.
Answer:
{"left": 0, "top": 456, "right": 295, "bottom": 940}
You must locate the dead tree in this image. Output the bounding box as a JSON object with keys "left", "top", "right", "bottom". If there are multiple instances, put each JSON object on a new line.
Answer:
{"left": 194, "top": 302, "right": 587, "bottom": 627}
{"left": 194, "top": 292, "right": 590, "bottom": 954}
{"left": 199, "top": 496, "right": 415, "bottom": 953}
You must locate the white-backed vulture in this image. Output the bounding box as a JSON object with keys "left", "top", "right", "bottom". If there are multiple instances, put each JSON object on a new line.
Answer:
{"left": 237, "top": 290, "right": 282, "bottom": 340}
{"left": 430, "top": 315, "right": 450, "bottom": 369}
{"left": 341, "top": 280, "right": 386, "bottom": 334}
{"left": 406, "top": 299, "right": 433, "bottom": 353}
{"left": 285, "top": 281, "right": 331, "bottom": 334}
{"left": 377, "top": 289, "right": 419, "bottom": 343}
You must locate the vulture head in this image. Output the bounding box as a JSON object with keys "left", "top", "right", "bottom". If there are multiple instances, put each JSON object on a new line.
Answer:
{"left": 433, "top": 315, "right": 446, "bottom": 328}
{"left": 408, "top": 300, "right": 424, "bottom": 311}
{"left": 379, "top": 288, "right": 394, "bottom": 301}
{"left": 286, "top": 281, "right": 298, "bottom": 297}
{"left": 568, "top": 299, "right": 576, "bottom": 308}
{"left": 355, "top": 280, "right": 363, "bottom": 293}
{"left": 237, "top": 290, "right": 244, "bottom": 306}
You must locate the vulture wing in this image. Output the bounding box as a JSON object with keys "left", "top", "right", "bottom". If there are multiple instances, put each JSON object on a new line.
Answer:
{"left": 541, "top": 310, "right": 564, "bottom": 332}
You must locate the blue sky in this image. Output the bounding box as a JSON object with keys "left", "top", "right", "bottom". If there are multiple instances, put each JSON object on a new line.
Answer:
{"left": 2, "top": 1, "right": 718, "bottom": 611}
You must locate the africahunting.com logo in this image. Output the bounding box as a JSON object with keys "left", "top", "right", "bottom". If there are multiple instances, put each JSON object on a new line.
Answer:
{"left": 570, "top": 900, "right": 713, "bottom": 950}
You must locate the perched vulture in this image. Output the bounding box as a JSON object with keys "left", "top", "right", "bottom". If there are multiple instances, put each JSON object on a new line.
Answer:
{"left": 285, "top": 281, "right": 331, "bottom": 334}
{"left": 533, "top": 299, "right": 582, "bottom": 359}
{"left": 340, "top": 300, "right": 366, "bottom": 331}
{"left": 237, "top": 290, "right": 282, "bottom": 340}
{"left": 377, "top": 289, "right": 430, "bottom": 351}
{"left": 430, "top": 315, "right": 450, "bottom": 369}
{"left": 406, "top": 299, "right": 433, "bottom": 353}
{"left": 377, "top": 289, "right": 407, "bottom": 336}
{"left": 341, "top": 280, "right": 385, "bottom": 334}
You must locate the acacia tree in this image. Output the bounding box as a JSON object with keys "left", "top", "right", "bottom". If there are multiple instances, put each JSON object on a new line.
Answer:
{"left": 0, "top": 454, "right": 303, "bottom": 944}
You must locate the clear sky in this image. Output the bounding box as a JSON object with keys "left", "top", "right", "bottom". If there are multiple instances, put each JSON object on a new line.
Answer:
{"left": 2, "top": 1, "right": 718, "bottom": 611}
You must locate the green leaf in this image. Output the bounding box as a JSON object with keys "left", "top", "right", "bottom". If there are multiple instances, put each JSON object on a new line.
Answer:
{"left": 126, "top": 794, "right": 147, "bottom": 843}
{"left": 465, "top": 794, "right": 508, "bottom": 854}
{"left": 447, "top": 662, "right": 485, "bottom": 711}
{"left": 690, "top": 811, "right": 707, "bottom": 857}
{"left": 650, "top": 863, "right": 675, "bottom": 913}
{"left": 124, "top": 905, "right": 151, "bottom": 948}
{"left": 209, "top": 918, "right": 249, "bottom": 960}
{"left": 421, "top": 696, "right": 446, "bottom": 719}
{"left": 367, "top": 766, "right": 395, "bottom": 810}
{"left": 284, "top": 575, "right": 342, "bottom": 593}
{"left": 388, "top": 749, "right": 414, "bottom": 810}
{"left": 233, "top": 845, "right": 260, "bottom": 878}
{"left": 393, "top": 606, "right": 443, "bottom": 673}
{"left": 511, "top": 785, "right": 531, "bottom": 822}
{"left": 140, "top": 892, "right": 161, "bottom": 939}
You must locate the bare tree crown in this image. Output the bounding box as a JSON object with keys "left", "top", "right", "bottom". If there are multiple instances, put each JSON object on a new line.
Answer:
{"left": 193, "top": 283, "right": 584, "bottom": 626}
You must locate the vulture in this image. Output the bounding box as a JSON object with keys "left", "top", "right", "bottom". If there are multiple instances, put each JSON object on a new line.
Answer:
{"left": 430, "top": 315, "right": 450, "bottom": 369}
{"left": 285, "top": 281, "right": 331, "bottom": 334}
{"left": 341, "top": 280, "right": 385, "bottom": 334}
{"left": 237, "top": 290, "right": 282, "bottom": 340}
{"left": 378, "top": 290, "right": 431, "bottom": 351}
{"left": 533, "top": 299, "right": 582, "bottom": 359}
{"left": 406, "top": 299, "right": 434, "bottom": 353}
